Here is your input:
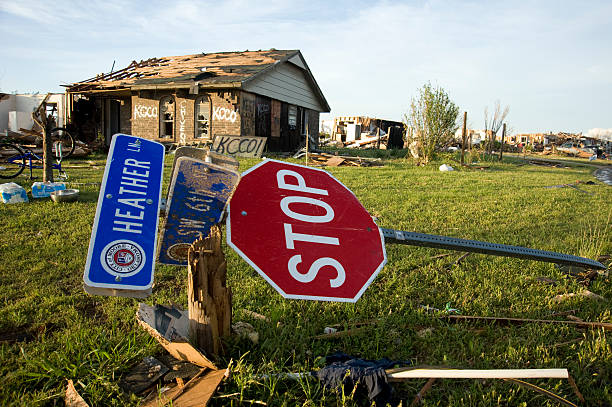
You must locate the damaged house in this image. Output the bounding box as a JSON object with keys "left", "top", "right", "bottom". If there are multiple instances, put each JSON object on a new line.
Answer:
{"left": 65, "top": 49, "right": 330, "bottom": 151}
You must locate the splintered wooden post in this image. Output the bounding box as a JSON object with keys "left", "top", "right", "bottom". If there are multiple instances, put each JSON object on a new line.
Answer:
{"left": 41, "top": 104, "right": 53, "bottom": 182}
{"left": 187, "top": 225, "right": 232, "bottom": 356}
{"left": 31, "top": 94, "right": 53, "bottom": 182}
{"left": 41, "top": 115, "right": 53, "bottom": 182}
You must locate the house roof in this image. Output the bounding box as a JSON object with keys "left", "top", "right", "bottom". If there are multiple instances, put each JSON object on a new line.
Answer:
{"left": 65, "top": 49, "right": 330, "bottom": 112}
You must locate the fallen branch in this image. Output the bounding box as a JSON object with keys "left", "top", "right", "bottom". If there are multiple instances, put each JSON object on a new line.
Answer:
{"left": 503, "top": 379, "right": 577, "bottom": 407}
{"left": 441, "top": 314, "right": 612, "bottom": 331}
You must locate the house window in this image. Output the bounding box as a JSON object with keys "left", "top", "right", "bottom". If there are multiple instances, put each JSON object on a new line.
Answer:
{"left": 160, "top": 96, "right": 174, "bottom": 138}
{"left": 520, "top": 136, "right": 528, "bottom": 144}
{"left": 288, "top": 105, "right": 297, "bottom": 130}
{"left": 300, "top": 108, "right": 309, "bottom": 135}
{"left": 195, "top": 96, "right": 211, "bottom": 139}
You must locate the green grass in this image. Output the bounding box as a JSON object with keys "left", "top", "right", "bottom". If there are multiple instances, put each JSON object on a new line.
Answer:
{"left": 0, "top": 150, "right": 610, "bottom": 406}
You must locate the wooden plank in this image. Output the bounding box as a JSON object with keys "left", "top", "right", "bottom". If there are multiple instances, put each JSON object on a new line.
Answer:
{"left": 386, "top": 368, "right": 569, "bottom": 380}
{"left": 142, "top": 369, "right": 226, "bottom": 407}
{"left": 325, "top": 156, "right": 345, "bottom": 167}
{"left": 66, "top": 380, "right": 90, "bottom": 407}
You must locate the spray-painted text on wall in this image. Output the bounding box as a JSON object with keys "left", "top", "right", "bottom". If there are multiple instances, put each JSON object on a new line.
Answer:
{"left": 211, "top": 135, "right": 266, "bottom": 158}
{"left": 178, "top": 101, "right": 187, "bottom": 144}
{"left": 213, "top": 106, "right": 238, "bottom": 123}
{"left": 134, "top": 105, "right": 158, "bottom": 119}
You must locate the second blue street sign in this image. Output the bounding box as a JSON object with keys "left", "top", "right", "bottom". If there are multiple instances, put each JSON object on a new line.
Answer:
{"left": 158, "top": 156, "right": 240, "bottom": 265}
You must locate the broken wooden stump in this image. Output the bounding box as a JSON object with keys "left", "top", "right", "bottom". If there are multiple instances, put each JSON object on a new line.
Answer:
{"left": 187, "top": 225, "right": 232, "bottom": 356}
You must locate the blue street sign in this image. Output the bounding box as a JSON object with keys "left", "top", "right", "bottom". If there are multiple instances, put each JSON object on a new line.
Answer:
{"left": 83, "top": 134, "right": 165, "bottom": 297}
{"left": 158, "top": 157, "right": 240, "bottom": 265}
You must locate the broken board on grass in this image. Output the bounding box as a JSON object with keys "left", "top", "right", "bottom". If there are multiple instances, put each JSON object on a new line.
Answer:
{"left": 136, "top": 303, "right": 216, "bottom": 370}
{"left": 120, "top": 356, "right": 169, "bottom": 395}
{"left": 142, "top": 368, "right": 226, "bottom": 407}
{"left": 83, "top": 134, "right": 165, "bottom": 298}
{"left": 158, "top": 156, "right": 240, "bottom": 265}
{"left": 66, "top": 380, "right": 89, "bottom": 407}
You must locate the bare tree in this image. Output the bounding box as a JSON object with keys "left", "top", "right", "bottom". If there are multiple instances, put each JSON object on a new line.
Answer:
{"left": 483, "top": 101, "right": 509, "bottom": 156}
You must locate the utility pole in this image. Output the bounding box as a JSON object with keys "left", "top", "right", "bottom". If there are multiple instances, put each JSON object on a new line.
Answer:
{"left": 499, "top": 123, "right": 506, "bottom": 162}
{"left": 460, "top": 111, "right": 467, "bottom": 165}
{"left": 305, "top": 126, "right": 309, "bottom": 166}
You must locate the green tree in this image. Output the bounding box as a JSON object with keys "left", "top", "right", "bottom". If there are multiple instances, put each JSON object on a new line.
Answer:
{"left": 404, "top": 83, "right": 460, "bottom": 164}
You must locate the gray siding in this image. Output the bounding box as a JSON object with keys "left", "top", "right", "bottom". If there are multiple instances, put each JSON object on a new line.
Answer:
{"left": 244, "top": 63, "right": 324, "bottom": 112}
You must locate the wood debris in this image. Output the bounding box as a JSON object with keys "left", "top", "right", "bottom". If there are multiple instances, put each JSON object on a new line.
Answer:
{"left": 306, "top": 152, "right": 383, "bottom": 167}
{"left": 65, "top": 380, "right": 89, "bottom": 407}
{"left": 120, "top": 357, "right": 169, "bottom": 395}
{"left": 5, "top": 129, "right": 93, "bottom": 157}
{"left": 345, "top": 134, "right": 388, "bottom": 149}
{"left": 136, "top": 303, "right": 217, "bottom": 369}
{"left": 142, "top": 368, "right": 227, "bottom": 407}
{"left": 551, "top": 290, "right": 606, "bottom": 302}
{"left": 527, "top": 159, "right": 568, "bottom": 168}
{"left": 240, "top": 309, "right": 272, "bottom": 323}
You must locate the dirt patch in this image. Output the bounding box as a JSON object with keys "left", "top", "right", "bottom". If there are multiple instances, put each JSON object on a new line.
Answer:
{"left": 74, "top": 298, "right": 106, "bottom": 321}
{"left": 0, "top": 323, "right": 58, "bottom": 344}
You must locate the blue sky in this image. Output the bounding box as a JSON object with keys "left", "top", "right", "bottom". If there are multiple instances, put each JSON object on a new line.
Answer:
{"left": 1, "top": 0, "right": 611, "bottom": 134}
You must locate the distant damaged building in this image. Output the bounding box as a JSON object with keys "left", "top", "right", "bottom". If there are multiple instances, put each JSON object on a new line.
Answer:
{"left": 65, "top": 49, "right": 330, "bottom": 151}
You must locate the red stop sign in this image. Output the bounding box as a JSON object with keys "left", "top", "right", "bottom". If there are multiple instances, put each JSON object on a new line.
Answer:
{"left": 227, "top": 160, "right": 386, "bottom": 302}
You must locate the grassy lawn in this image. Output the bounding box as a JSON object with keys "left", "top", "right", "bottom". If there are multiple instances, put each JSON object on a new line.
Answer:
{"left": 0, "top": 150, "right": 610, "bottom": 406}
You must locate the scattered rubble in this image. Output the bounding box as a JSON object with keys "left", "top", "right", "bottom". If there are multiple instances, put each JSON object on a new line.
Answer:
{"left": 141, "top": 368, "right": 227, "bottom": 407}
{"left": 136, "top": 303, "right": 216, "bottom": 369}
{"left": 120, "top": 357, "right": 169, "bottom": 395}
{"left": 231, "top": 321, "right": 259, "bottom": 344}
{"left": 5, "top": 128, "right": 94, "bottom": 156}
{"left": 551, "top": 290, "right": 606, "bottom": 303}
{"left": 307, "top": 152, "right": 383, "bottom": 167}
{"left": 544, "top": 180, "right": 594, "bottom": 195}
{"left": 527, "top": 159, "right": 569, "bottom": 168}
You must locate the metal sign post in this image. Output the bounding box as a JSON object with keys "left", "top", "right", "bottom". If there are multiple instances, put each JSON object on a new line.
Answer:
{"left": 381, "top": 229, "right": 605, "bottom": 270}
{"left": 83, "top": 134, "right": 165, "bottom": 298}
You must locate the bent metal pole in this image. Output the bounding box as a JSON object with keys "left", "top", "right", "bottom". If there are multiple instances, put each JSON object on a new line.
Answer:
{"left": 380, "top": 228, "right": 606, "bottom": 270}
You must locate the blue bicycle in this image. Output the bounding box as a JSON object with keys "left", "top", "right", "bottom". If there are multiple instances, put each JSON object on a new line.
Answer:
{"left": 0, "top": 128, "right": 75, "bottom": 179}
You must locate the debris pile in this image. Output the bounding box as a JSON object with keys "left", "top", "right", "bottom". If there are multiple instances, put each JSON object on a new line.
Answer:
{"left": 134, "top": 303, "right": 228, "bottom": 406}
{"left": 5, "top": 128, "right": 93, "bottom": 156}
{"left": 303, "top": 152, "right": 383, "bottom": 167}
